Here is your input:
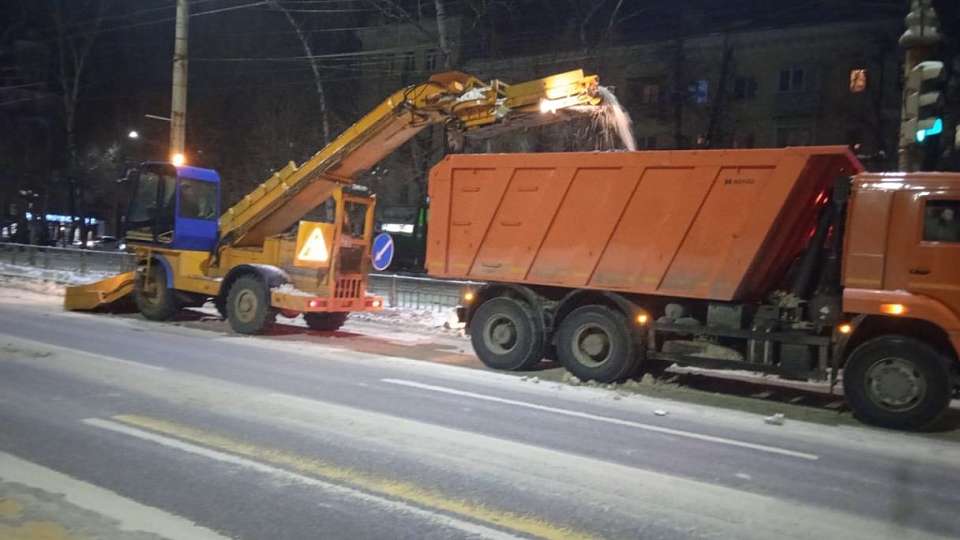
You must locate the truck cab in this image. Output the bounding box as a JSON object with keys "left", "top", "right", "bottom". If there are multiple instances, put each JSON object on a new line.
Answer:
{"left": 124, "top": 162, "right": 220, "bottom": 251}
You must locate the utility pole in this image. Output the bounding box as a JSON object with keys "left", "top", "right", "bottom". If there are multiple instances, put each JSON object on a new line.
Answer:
{"left": 170, "top": 0, "right": 189, "bottom": 164}
{"left": 899, "top": 0, "right": 942, "bottom": 171}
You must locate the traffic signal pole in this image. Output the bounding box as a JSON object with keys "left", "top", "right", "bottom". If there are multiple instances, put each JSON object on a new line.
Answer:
{"left": 170, "top": 0, "right": 189, "bottom": 164}
{"left": 899, "top": 0, "right": 942, "bottom": 171}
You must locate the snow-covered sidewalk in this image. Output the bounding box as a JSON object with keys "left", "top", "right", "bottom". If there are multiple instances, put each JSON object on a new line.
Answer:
{"left": 0, "top": 261, "right": 465, "bottom": 334}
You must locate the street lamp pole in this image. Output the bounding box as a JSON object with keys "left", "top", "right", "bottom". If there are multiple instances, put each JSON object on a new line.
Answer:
{"left": 170, "top": 0, "right": 189, "bottom": 163}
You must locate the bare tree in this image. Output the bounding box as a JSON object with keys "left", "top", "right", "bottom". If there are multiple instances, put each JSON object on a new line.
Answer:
{"left": 365, "top": 0, "right": 452, "bottom": 68}
{"left": 51, "top": 0, "right": 104, "bottom": 245}
{"left": 51, "top": 0, "right": 104, "bottom": 170}
{"left": 705, "top": 36, "right": 734, "bottom": 148}
{"left": 267, "top": 1, "right": 331, "bottom": 145}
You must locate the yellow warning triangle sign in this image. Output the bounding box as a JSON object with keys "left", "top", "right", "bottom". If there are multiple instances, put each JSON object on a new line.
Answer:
{"left": 297, "top": 227, "right": 329, "bottom": 262}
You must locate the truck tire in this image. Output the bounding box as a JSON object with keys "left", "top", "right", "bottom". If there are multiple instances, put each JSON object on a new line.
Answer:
{"left": 226, "top": 276, "right": 276, "bottom": 334}
{"left": 304, "top": 312, "right": 349, "bottom": 332}
{"left": 557, "top": 305, "right": 637, "bottom": 383}
{"left": 213, "top": 297, "right": 227, "bottom": 319}
{"left": 469, "top": 297, "right": 544, "bottom": 371}
{"left": 135, "top": 264, "right": 179, "bottom": 321}
{"left": 843, "top": 335, "right": 952, "bottom": 430}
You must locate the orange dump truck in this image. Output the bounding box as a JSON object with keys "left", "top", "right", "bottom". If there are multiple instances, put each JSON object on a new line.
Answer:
{"left": 426, "top": 146, "right": 960, "bottom": 429}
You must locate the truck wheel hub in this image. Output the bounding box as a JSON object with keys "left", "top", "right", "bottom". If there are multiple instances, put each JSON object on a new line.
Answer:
{"left": 235, "top": 290, "right": 258, "bottom": 323}
{"left": 573, "top": 325, "right": 611, "bottom": 367}
{"left": 484, "top": 315, "right": 518, "bottom": 354}
{"left": 866, "top": 357, "right": 925, "bottom": 410}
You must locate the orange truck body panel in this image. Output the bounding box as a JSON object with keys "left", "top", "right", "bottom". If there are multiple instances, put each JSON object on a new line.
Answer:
{"left": 427, "top": 146, "right": 862, "bottom": 302}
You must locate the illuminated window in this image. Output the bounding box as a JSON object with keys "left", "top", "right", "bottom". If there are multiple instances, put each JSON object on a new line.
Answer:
{"left": 849, "top": 68, "right": 868, "bottom": 93}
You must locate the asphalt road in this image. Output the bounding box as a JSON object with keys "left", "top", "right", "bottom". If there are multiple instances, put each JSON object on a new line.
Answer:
{"left": 1, "top": 288, "right": 959, "bottom": 540}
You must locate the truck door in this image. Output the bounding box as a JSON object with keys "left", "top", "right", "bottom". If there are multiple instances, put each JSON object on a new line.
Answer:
{"left": 173, "top": 176, "right": 219, "bottom": 251}
{"left": 891, "top": 192, "right": 960, "bottom": 317}
{"left": 124, "top": 163, "right": 177, "bottom": 245}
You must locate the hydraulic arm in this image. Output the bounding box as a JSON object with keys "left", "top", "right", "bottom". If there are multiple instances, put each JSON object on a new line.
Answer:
{"left": 218, "top": 69, "right": 600, "bottom": 248}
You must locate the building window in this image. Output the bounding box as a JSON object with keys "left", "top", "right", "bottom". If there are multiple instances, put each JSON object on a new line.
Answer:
{"left": 779, "top": 67, "right": 805, "bottom": 92}
{"left": 733, "top": 76, "right": 757, "bottom": 100}
{"left": 401, "top": 51, "right": 415, "bottom": 73}
{"left": 689, "top": 79, "right": 709, "bottom": 104}
{"left": 923, "top": 200, "right": 960, "bottom": 243}
{"left": 640, "top": 84, "right": 661, "bottom": 105}
{"left": 424, "top": 50, "right": 439, "bottom": 71}
{"left": 734, "top": 133, "right": 755, "bottom": 148}
{"left": 776, "top": 126, "right": 812, "bottom": 147}
{"left": 849, "top": 68, "right": 868, "bottom": 93}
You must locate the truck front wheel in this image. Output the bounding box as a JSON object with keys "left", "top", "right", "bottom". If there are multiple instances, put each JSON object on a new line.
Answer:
{"left": 470, "top": 297, "right": 544, "bottom": 371}
{"left": 226, "top": 276, "right": 276, "bottom": 334}
{"left": 135, "top": 264, "right": 179, "bottom": 321}
{"left": 843, "top": 335, "right": 952, "bottom": 430}
{"left": 557, "top": 305, "right": 637, "bottom": 383}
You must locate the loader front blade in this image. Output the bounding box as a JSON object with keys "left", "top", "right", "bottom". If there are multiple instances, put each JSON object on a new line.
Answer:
{"left": 63, "top": 271, "right": 136, "bottom": 311}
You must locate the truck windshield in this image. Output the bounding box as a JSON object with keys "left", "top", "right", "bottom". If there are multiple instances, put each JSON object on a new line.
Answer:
{"left": 179, "top": 179, "right": 218, "bottom": 220}
{"left": 127, "top": 170, "right": 175, "bottom": 225}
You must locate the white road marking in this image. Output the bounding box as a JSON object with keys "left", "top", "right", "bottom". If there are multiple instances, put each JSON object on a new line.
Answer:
{"left": 0, "top": 451, "right": 229, "bottom": 540}
{"left": 376, "top": 241, "right": 392, "bottom": 261}
{"left": 381, "top": 378, "right": 820, "bottom": 461}
{"left": 84, "top": 418, "right": 524, "bottom": 540}
{"left": 96, "top": 355, "right": 167, "bottom": 371}
{"left": 0, "top": 333, "right": 166, "bottom": 371}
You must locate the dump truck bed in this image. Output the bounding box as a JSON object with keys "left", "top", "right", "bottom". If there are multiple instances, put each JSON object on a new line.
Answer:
{"left": 426, "top": 147, "right": 863, "bottom": 302}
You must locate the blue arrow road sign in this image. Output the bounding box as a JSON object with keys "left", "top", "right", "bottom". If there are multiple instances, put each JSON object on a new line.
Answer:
{"left": 372, "top": 233, "right": 395, "bottom": 271}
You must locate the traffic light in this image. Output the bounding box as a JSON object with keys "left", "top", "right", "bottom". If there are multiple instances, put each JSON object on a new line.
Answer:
{"left": 904, "top": 61, "right": 945, "bottom": 144}
{"left": 900, "top": 0, "right": 941, "bottom": 48}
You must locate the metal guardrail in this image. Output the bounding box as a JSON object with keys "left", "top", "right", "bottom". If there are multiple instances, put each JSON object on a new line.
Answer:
{"left": 0, "top": 242, "right": 479, "bottom": 312}
{"left": 0, "top": 242, "right": 135, "bottom": 275}
{"left": 368, "top": 273, "right": 483, "bottom": 312}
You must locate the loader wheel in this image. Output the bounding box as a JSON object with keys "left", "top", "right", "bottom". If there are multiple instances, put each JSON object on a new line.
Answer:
{"left": 304, "top": 312, "right": 349, "bottom": 332}
{"left": 213, "top": 297, "right": 227, "bottom": 319}
{"left": 557, "top": 305, "right": 637, "bottom": 383}
{"left": 226, "top": 276, "right": 276, "bottom": 334}
{"left": 470, "top": 297, "right": 544, "bottom": 371}
{"left": 843, "top": 335, "right": 951, "bottom": 430}
{"left": 135, "top": 264, "right": 179, "bottom": 321}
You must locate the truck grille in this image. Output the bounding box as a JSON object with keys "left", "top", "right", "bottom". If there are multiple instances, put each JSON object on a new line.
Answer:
{"left": 335, "top": 277, "right": 362, "bottom": 299}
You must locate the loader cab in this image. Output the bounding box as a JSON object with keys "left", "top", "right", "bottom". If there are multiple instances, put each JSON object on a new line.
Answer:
{"left": 124, "top": 162, "right": 220, "bottom": 251}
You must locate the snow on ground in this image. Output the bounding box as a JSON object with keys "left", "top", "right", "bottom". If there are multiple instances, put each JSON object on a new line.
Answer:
{"left": 350, "top": 306, "right": 463, "bottom": 332}
{"left": 0, "top": 260, "right": 464, "bottom": 333}
{"left": 0, "top": 262, "right": 117, "bottom": 286}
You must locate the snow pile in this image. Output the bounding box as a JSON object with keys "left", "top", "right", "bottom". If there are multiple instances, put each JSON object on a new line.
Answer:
{"left": 272, "top": 283, "right": 315, "bottom": 297}
{"left": 0, "top": 262, "right": 117, "bottom": 286}
{"left": 350, "top": 306, "right": 463, "bottom": 332}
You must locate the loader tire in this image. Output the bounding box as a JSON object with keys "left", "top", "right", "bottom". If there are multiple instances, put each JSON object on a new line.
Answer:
{"left": 557, "top": 305, "right": 637, "bottom": 383}
{"left": 843, "top": 335, "right": 951, "bottom": 430}
{"left": 304, "top": 312, "right": 349, "bottom": 332}
{"left": 135, "top": 264, "right": 179, "bottom": 321}
{"left": 226, "top": 276, "right": 276, "bottom": 334}
{"left": 469, "top": 297, "right": 544, "bottom": 371}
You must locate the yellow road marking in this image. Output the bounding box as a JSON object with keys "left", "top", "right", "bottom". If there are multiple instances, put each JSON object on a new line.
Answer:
{"left": 0, "top": 498, "right": 24, "bottom": 519}
{"left": 0, "top": 521, "right": 78, "bottom": 540}
{"left": 113, "top": 414, "right": 593, "bottom": 540}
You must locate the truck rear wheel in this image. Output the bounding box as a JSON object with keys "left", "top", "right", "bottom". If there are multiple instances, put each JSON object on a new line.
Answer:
{"left": 135, "top": 264, "right": 179, "bottom": 321}
{"left": 843, "top": 335, "right": 952, "bottom": 430}
{"left": 226, "top": 276, "right": 276, "bottom": 334}
{"left": 557, "top": 305, "right": 637, "bottom": 383}
{"left": 304, "top": 312, "right": 349, "bottom": 332}
{"left": 470, "top": 297, "right": 544, "bottom": 371}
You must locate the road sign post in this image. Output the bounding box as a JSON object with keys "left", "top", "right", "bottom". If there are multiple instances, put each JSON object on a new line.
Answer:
{"left": 372, "top": 233, "right": 395, "bottom": 272}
